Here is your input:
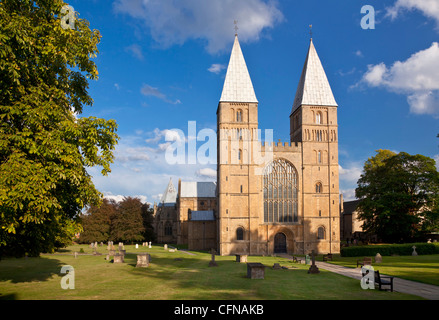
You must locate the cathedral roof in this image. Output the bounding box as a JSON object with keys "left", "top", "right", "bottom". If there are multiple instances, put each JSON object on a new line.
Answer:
{"left": 159, "top": 178, "right": 177, "bottom": 206}
{"left": 180, "top": 181, "right": 217, "bottom": 198}
{"left": 292, "top": 39, "right": 337, "bottom": 113}
{"left": 220, "top": 35, "right": 258, "bottom": 103}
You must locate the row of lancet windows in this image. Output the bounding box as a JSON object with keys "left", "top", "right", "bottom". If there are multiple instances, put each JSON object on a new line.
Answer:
{"left": 303, "top": 129, "right": 337, "bottom": 142}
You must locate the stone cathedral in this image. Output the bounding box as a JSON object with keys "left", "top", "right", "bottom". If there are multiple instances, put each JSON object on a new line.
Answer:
{"left": 154, "top": 34, "right": 340, "bottom": 256}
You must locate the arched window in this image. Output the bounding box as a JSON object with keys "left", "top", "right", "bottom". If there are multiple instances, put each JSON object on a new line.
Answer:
{"left": 237, "top": 110, "right": 242, "bottom": 122}
{"left": 236, "top": 227, "right": 244, "bottom": 241}
{"left": 316, "top": 112, "right": 322, "bottom": 124}
{"left": 317, "top": 226, "right": 325, "bottom": 240}
{"left": 263, "top": 159, "right": 298, "bottom": 223}
{"left": 315, "top": 182, "right": 322, "bottom": 193}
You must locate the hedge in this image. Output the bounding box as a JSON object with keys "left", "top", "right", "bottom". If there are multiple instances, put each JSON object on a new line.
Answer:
{"left": 340, "top": 243, "right": 439, "bottom": 257}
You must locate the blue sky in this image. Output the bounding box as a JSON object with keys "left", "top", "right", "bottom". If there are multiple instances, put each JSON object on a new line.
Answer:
{"left": 71, "top": 0, "right": 439, "bottom": 204}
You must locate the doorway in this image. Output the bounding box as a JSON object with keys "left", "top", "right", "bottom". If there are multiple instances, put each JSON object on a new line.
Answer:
{"left": 274, "top": 233, "right": 287, "bottom": 254}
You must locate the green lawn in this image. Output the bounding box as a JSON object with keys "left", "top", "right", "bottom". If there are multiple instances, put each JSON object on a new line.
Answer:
{"left": 325, "top": 254, "right": 439, "bottom": 286}
{"left": 0, "top": 244, "right": 426, "bottom": 300}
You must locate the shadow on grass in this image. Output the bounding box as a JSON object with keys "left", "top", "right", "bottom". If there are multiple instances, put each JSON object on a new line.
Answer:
{"left": 0, "top": 256, "right": 65, "bottom": 284}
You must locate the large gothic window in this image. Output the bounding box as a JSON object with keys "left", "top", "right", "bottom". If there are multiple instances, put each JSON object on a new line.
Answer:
{"left": 263, "top": 159, "right": 298, "bottom": 223}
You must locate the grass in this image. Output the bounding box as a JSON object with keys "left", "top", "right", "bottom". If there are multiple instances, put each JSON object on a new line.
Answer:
{"left": 0, "top": 244, "right": 427, "bottom": 300}
{"left": 324, "top": 254, "right": 439, "bottom": 286}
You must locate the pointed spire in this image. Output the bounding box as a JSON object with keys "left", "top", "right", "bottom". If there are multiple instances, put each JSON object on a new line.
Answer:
{"left": 220, "top": 35, "right": 258, "bottom": 103}
{"left": 160, "top": 178, "right": 177, "bottom": 206}
{"left": 292, "top": 39, "right": 337, "bottom": 113}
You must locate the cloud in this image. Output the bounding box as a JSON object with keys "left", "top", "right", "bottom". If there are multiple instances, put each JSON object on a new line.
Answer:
{"left": 339, "top": 164, "right": 363, "bottom": 184}
{"left": 386, "top": 0, "right": 439, "bottom": 28}
{"left": 125, "top": 44, "right": 144, "bottom": 60}
{"left": 359, "top": 42, "right": 439, "bottom": 116}
{"left": 141, "top": 84, "right": 181, "bottom": 104}
{"left": 208, "top": 63, "right": 226, "bottom": 74}
{"left": 113, "top": 0, "right": 284, "bottom": 53}
{"left": 104, "top": 192, "right": 148, "bottom": 204}
{"left": 196, "top": 167, "right": 217, "bottom": 179}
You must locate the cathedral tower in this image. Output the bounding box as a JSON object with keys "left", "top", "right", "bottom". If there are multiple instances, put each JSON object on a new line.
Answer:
{"left": 290, "top": 39, "right": 340, "bottom": 254}
{"left": 217, "top": 34, "right": 260, "bottom": 256}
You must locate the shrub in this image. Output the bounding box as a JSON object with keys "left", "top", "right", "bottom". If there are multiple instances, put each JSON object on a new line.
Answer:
{"left": 340, "top": 243, "right": 439, "bottom": 257}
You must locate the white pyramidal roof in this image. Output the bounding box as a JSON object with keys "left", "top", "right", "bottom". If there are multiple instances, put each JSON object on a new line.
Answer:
{"left": 292, "top": 39, "right": 337, "bottom": 113}
{"left": 160, "top": 178, "right": 177, "bottom": 206}
{"left": 220, "top": 35, "right": 258, "bottom": 103}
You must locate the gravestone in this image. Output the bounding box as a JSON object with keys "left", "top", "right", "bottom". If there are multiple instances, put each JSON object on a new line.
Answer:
{"left": 412, "top": 246, "right": 418, "bottom": 256}
{"left": 375, "top": 253, "right": 383, "bottom": 263}
{"left": 235, "top": 254, "right": 248, "bottom": 263}
{"left": 113, "top": 253, "right": 124, "bottom": 263}
{"left": 149, "top": 242, "right": 152, "bottom": 248}
{"left": 305, "top": 254, "right": 310, "bottom": 265}
{"left": 136, "top": 254, "right": 150, "bottom": 267}
{"left": 307, "top": 250, "right": 320, "bottom": 274}
{"left": 136, "top": 244, "right": 139, "bottom": 249}
{"left": 209, "top": 248, "right": 218, "bottom": 267}
{"left": 272, "top": 263, "right": 282, "bottom": 270}
{"left": 164, "top": 244, "right": 168, "bottom": 250}
{"left": 247, "top": 263, "right": 265, "bottom": 279}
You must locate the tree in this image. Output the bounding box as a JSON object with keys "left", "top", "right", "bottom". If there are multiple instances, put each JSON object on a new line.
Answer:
{"left": 110, "top": 197, "right": 146, "bottom": 243}
{"left": 356, "top": 150, "right": 439, "bottom": 243}
{"left": 0, "top": 1, "right": 119, "bottom": 257}
{"left": 79, "top": 199, "right": 117, "bottom": 244}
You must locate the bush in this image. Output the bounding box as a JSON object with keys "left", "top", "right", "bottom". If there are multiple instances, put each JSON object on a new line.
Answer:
{"left": 340, "top": 243, "right": 439, "bottom": 257}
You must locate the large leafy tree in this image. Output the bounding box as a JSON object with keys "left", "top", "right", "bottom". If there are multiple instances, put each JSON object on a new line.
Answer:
{"left": 79, "top": 199, "right": 117, "bottom": 244}
{"left": 0, "top": 1, "right": 119, "bottom": 257}
{"left": 356, "top": 150, "right": 439, "bottom": 243}
{"left": 110, "top": 197, "right": 146, "bottom": 244}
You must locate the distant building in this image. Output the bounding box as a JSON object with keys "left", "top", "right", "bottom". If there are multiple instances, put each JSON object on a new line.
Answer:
{"left": 340, "top": 198, "right": 363, "bottom": 241}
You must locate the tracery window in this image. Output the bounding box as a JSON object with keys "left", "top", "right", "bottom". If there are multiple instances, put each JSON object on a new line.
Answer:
{"left": 263, "top": 159, "right": 298, "bottom": 223}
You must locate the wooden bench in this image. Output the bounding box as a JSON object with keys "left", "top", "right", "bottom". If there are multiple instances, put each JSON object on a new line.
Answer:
{"left": 375, "top": 270, "right": 394, "bottom": 292}
{"left": 361, "top": 269, "right": 394, "bottom": 292}
{"left": 357, "top": 257, "right": 372, "bottom": 268}
{"left": 323, "top": 253, "right": 333, "bottom": 261}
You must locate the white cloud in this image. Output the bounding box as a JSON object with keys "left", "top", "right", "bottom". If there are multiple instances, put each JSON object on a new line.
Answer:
{"left": 103, "top": 192, "right": 148, "bottom": 204}
{"left": 141, "top": 84, "right": 181, "bottom": 105}
{"left": 113, "top": 0, "right": 284, "bottom": 53}
{"left": 125, "top": 44, "right": 144, "bottom": 60}
{"left": 196, "top": 167, "right": 217, "bottom": 179}
{"left": 339, "top": 164, "right": 363, "bottom": 184}
{"left": 360, "top": 42, "right": 439, "bottom": 116}
{"left": 208, "top": 63, "right": 226, "bottom": 74}
{"left": 386, "top": 0, "right": 439, "bottom": 28}
{"left": 340, "top": 188, "right": 357, "bottom": 202}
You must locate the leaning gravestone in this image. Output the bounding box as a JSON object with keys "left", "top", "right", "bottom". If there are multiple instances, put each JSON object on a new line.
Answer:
{"left": 375, "top": 253, "right": 383, "bottom": 263}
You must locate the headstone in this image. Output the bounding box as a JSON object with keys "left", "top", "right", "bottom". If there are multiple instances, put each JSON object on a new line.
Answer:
{"left": 149, "top": 242, "right": 152, "bottom": 248}
{"left": 305, "top": 254, "right": 310, "bottom": 265}
{"left": 169, "top": 249, "right": 175, "bottom": 252}
{"left": 412, "top": 246, "right": 418, "bottom": 256}
{"left": 209, "top": 248, "right": 218, "bottom": 267}
{"left": 164, "top": 244, "right": 168, "bottom": 250}
{"left": 272, "top": 263, "right": 282, "bottom": 270}
{"left": 235, "top": 254, "right": 248, "bottom": 263}
{"left": 113, "top": 253, "right": 124, "bottom": 263}
{"left": 307, "top": 250, "right": 320, "bottom": 274}
{"left": 74, "top": 252, "right": 78, "bottom": 259}
{"left": 136, "top": 244, "right": 139, "bottom": 249}
{"left": 247, "top": 263, "right": 265, "bottom": 279}
{"left": 375, "top": 253, "right": 383, "bottom": 263}
{"left": 136, "top": 254, "right": 150, "bottom": 267}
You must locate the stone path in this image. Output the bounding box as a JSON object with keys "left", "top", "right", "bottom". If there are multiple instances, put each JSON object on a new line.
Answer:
{"left": 279, "top": 254, "right": 439, "bottom": 300}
